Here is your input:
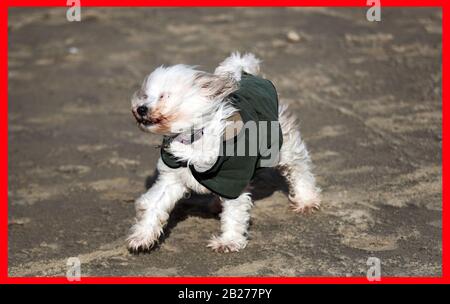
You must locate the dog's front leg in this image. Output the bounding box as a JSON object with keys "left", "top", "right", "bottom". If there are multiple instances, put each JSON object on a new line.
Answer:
{"left": 207, "top": 192, "right": 253, "bottom": 253}
{"left": 127, "top": 177, "right": 186, "bottom": 251}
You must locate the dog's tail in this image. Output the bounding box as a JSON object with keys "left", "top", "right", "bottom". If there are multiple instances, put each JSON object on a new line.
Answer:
{"left": 214, "top": 52, "right": 261, "bottom": 81}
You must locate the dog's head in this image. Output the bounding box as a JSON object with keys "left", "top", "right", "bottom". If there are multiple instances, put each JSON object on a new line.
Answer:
{"left": 131, "top": 64, "right": 237, "bottom": 135}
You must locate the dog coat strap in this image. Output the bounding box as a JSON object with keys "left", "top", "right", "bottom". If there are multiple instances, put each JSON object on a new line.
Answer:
{"left": 160, "top": 136, "right": 188, "bottom": 168}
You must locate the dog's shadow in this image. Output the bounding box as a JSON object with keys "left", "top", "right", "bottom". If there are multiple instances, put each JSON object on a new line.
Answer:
{"left": 133, "top": 168, "right": 288, "bottom": 254}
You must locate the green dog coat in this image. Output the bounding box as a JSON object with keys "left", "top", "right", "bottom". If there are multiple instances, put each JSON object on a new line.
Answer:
{"left": 160, "top": 73, "right": 283, "bottom": 199}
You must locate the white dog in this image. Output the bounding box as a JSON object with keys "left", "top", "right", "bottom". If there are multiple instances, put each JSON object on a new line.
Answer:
{"left": 128, "top": 52, "right": 320, "bottom": 253}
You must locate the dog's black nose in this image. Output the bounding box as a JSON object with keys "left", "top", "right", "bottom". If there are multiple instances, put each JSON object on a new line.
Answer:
{"left": 137, "top": 105, "right": 148, "bottom": 117}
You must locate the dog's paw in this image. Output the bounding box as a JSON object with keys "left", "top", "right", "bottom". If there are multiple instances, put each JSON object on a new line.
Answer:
{"left": 168, "top": 141, "right": 193, "bottom": 159}
{"left": 288, "top": 195, "right": 321, "bottom": 214}
{"left": 207, "top": 235, "right": 247, "bottom": 253}
{"left": 126, "top": 223, "right": 161, "bottom": 253}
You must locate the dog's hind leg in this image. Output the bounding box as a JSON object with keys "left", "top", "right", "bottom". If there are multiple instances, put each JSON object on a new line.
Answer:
{"left": 207, "top": 192, "right": 253, "bottom": 253}
{"left": 277, "top": 104, "right": 321, "bottom": 213}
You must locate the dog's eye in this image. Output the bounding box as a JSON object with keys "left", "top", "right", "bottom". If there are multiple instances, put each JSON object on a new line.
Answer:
{"left": 159, "top": 93, "right": 164, "bottom": 100}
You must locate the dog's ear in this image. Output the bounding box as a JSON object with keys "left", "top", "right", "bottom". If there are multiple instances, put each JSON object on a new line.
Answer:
{"left": 194, "top": 72, "right": 237, "bottom": 101}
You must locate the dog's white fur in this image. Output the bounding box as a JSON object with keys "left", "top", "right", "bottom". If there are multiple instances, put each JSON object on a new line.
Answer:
{"left": 128, "top": 52, "right": 320, "bottom": 253}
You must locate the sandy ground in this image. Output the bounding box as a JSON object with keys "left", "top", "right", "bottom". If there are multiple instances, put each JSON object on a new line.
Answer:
{"left": 7, "top": 7, "right": 442, "bottom": 277}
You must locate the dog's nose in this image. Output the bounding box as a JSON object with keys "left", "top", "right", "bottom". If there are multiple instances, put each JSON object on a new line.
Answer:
{"left": 137, "top": 105, "right": 148, "bottom": 117}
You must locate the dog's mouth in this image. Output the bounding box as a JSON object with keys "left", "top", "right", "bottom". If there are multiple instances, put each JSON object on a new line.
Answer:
{"left": 131, "top": 108, "right": 173, "bottom": 134}
{"left": 138, "top": 118, "right": 154, "bottom": 126}
{"left": 132, "top": 110, "right": 156, "bottom": 127}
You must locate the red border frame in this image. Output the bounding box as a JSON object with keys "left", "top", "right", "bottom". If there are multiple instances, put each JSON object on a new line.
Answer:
{"left": 0, "top": 0, "right": 447, "bottom": 284}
